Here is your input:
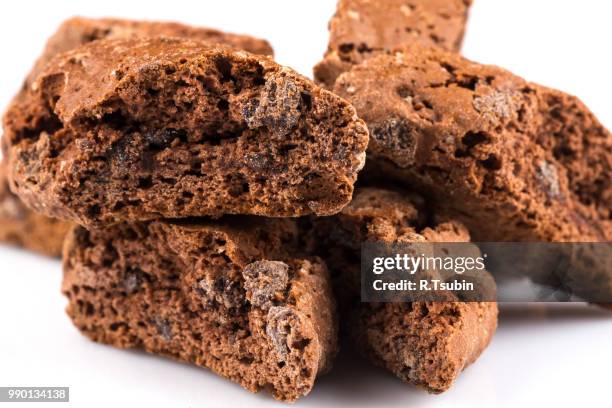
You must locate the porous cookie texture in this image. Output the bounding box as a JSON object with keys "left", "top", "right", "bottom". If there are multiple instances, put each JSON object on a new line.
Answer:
{"left": 0, "top": 165, "right": 70, "bottom": 257}
{"left": 21, "top": 16, "right": 273, "bottom": 94}
{"left": 62, "top": 217, "right": 338, "bottom": 402}
{"left": 355, "top": 300, "right": 496, "bottom": 393}
{"left": 3, "top": 37, "right": 369, "bottom": 227}
{"left": 334, "top": 44, "right": 611, "bottom": 242}
{"left": 306, "top": 187, "right": 497, "bottom": 393}
{"left": 314, "top": 0, "right": 473, "bottom": 88}
{"left": 0, "top": 17, "right": 271, "bottom": 254}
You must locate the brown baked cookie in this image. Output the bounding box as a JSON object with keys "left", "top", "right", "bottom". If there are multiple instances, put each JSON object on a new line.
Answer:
{"left": 21, "top": 16, "right": 273, "bottom": 94}
{"left": 355, "top": 300, "right": 496, "bottom": 393}
{"left": 0, "top": 164, "right": 70, "bottom": 257}
{"left": 62, "top": 217, "right": 338, "bottom": 402}
{"left": 1, "top": 17, "right": 272, "bottom": 255}
{"left": 3, "top": 37, "right": 369, "bottom": 227}
{"left": 1, "top": 16, "right": 271, "bottom": 254}
{"left": 304, "top": 187, "right": 497, "bottom": 393}
{"left": 314, "top": 0, "right": 473, "bottom": 88}
{"left": 333, "top": 44, "right": 611, "bottom": 243}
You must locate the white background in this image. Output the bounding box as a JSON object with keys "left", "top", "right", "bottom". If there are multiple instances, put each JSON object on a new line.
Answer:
{"left": 0, "top": 1, "right": 611, "bottom": 407}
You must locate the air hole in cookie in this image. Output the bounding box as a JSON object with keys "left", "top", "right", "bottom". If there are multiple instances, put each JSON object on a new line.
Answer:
{"left": 214, "top": 55, "right": 233, "bottom": 83}
{"left": 462, "top": 131, "right": 489, "bottom": 148}
{"left": 553, "top": 145, "right": 574, "bottom": 159}
{"left": 480, "top": 154, "right": 502, "bottom": 170}
{"left": 101, "top": 110, "right": 127, "bottom": 130}
{"left": 86, "top": 204, "right": 101, "bottom": 217}
{"left": 441, "top": 306, "right": 461, "bottom": 319}
{"left": 160, "top": 177, "right": 176, "bottom": 185}
{"left": 74, "top": 228, "right": 92, "bottom": 246}
{"left": 441, "top": 62, "right": 456, "bottom": 75}
{"left": 400, "top": 365, "right": 412, "bottom": 379}
{"left": 84, "top": 302, "right": 95, "bottom": 316}
{"left": 240, "top": 183, "right": 250, "bottom": 195}
{"left": 279, "top": 144, "right": 298, "bottom": 156}
{"left": 292, "top": 338, "right": 311, "bottom": 351}
{"left": 300, "top": 92, "right": 312, "bottom": 111}
{"left": 277, "top": 361, "right": 286, "bottom": 368}
{"left": 457, "top": 76, "right": 479, "bottom": 91}
{"left": 357, "top": 43, "right": 373, "bottom": 53}
{"left": 126, "top": 199, "right": 142, "bottom": 207}
{"left": 338, "top": 43, "right": 354, "bottom": 54}
{"left": 112, "top": 201, "right": 126, "bottom": 211}
{"left": 252, "top": 64, "right": 266, "bottom": 86}
{"left": 196, "top": 74, "right": 217, "bottom": 93}
{"left": 16, "top": 110, "right": 64, "bottom": 142}
{"left": 396, "top": 85, "right": 412, "bottom": 99}
{"left": 550, "top": 107, "right": 563, "bottom": 120}
{"left": 137, "top": 176, "right": 153, "bottom": 189}
{"left": 217, "top": 99, "right": 229, "bottom": 111}
{"left": 454, "top": 149, "right": 469, "bottom": 158}
{"left": 419, "top": 304, "right": 429, "bottom": 316}
{"left": 227, "top": 174, "right": 250, "bottom": 197}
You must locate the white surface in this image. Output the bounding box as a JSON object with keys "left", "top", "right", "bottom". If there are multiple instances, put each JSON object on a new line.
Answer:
{"left": 0, "top": 1, "right": 611, "bottom": 407}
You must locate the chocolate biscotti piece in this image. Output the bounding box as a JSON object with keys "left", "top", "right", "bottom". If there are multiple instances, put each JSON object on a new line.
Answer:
{"left": 0, "top": 164, "right": 70, "bottom": 257}
{"left": 21, "top": 16, "right": 273, "bottom": 93}
{"left": 0, "top": 17, "right": 272, "bottom": 250}
{"left": 305, "top": 187, "right": 497, "bottom": 393}
{"left": 3, "top": 37, "right": 369, "bottom": 227}
{"left": 62, "top": 217, "right": 338, "bottom": 402}
{"left": 334, "top": 45, "right": 611, "bottom": 242}
{"left": 314, "top": 0, "right": 473, "bottom": 88}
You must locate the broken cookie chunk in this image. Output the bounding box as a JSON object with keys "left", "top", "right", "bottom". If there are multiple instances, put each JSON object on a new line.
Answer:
{"left": 0, "top": 164, "right": 70, "bottom": 257}
{"left": 334, "top": 44, "right": 611, "bottom": 243}
{"left": 305, "top": 187, "right": 497, "bottom": 393}
{"left": 62, "top": 217, "right": 338, "bottom": 402}
{"left": 314, "top": 0, "right": 473, "bottom": 87}
{"left": 1, "top": 16, "right": 273, "bottom": 256}
{"left": 21, "top": 16, "right": 273, "bottom": 94}
{"left": 3, "top": 37, "right": 369, "bottom": 227}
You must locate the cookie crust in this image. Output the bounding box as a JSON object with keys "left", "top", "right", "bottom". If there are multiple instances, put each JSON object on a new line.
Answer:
{"left": 333, "top": 45, "right": 611, "bottom": 242}
{"left": 0, "top": 165, "right": 70, "bottom": 257}
{"left": 21, "top": 16, "right": 273, "bottom": 95}
{"left": 62, "top": 217, "right": 338, "bottom": 402}
{"left": 306, "top": 187, "right": 498, "bottom": 393}
{"left": 3, "top": 37, "right": 368, "bottom": 227}
{"left": 314, "top": 0, "right": 473, "bottom": 88}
